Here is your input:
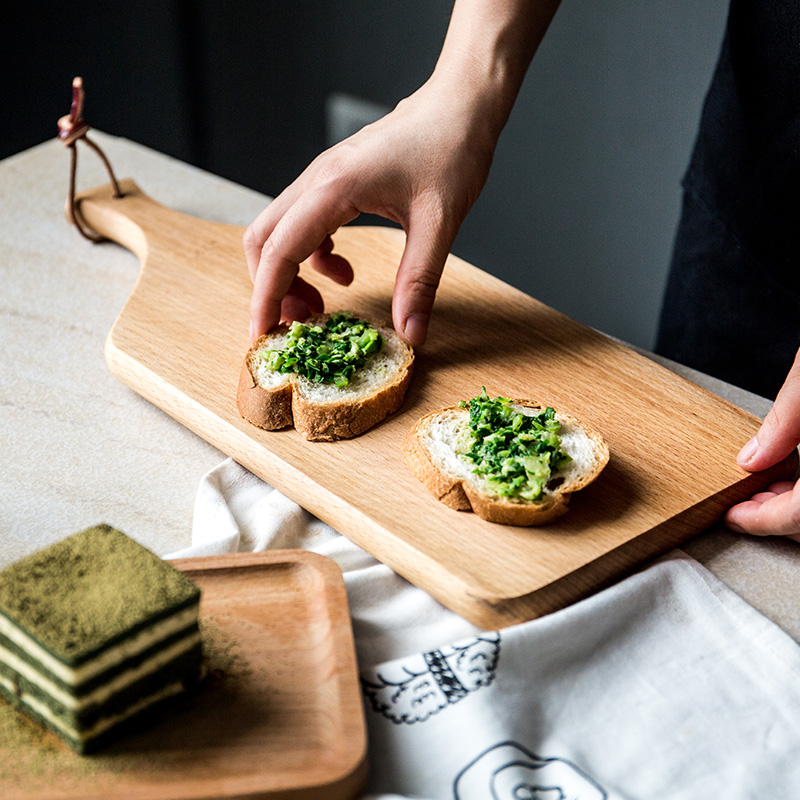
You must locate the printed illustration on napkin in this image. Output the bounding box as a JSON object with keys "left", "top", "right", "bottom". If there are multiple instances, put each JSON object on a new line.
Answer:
{"left": 454, "top": 740, "right": 608, "bottom": 800}
{"left": 362, "top": 632, "right": 500, "bottom": 724}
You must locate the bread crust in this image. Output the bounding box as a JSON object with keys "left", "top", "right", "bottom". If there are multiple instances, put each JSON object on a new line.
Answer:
{"left": 403, "top": 400, "right": 609, "bottom": 526}
{"left": 236, "top": 363, "right": 294, "bottom": 431}
{"left": 236, "top": 313, "right": 414, "bottom": 441}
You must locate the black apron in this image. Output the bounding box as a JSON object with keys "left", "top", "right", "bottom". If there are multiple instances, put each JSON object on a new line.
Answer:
{"left": 656, "top": 0, "right": 800, "bottom": 399}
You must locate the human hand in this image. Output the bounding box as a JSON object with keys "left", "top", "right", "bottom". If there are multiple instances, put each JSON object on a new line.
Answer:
{"left": 243, "top": 77, "right": 497, "bottom": 348}
{"left": 244, "top": 0, "right": 560, "bottom": 347}
{"left": 724, "top": 347, "right": 800, "bottom": 541}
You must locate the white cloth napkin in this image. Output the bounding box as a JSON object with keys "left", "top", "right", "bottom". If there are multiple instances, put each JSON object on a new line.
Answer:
{"left": 170, "top": 458, "right": 800, "bottom": 799}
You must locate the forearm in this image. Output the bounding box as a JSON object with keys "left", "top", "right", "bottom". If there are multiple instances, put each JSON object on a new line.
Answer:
{"left": 429, "top": 0, "right": 562, "bottom": 142}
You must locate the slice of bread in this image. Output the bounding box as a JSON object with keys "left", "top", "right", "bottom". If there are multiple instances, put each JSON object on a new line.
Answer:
{"left": 237, "top": 312, "right": 414, "bottom": 441}
{"left": 403, "top": 398, "right": 609, "bottom": 525}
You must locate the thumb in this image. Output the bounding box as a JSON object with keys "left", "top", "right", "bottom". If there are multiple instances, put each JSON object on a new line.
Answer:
{"left": 738, "top": 346, "right": 800, "bottom": 471}
{"left": 392, "top": 205, "right": 457, "bottom": 348}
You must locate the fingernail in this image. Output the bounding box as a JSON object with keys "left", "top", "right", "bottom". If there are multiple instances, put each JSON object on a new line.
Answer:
{"left": 403, "top": 314, "right": 428, "bottom": 347}
{"left": 249, "top": 319, "right": 255, "bottom": 341}
{"left": 737, "top": 436, "right": 759, "bottom": 466}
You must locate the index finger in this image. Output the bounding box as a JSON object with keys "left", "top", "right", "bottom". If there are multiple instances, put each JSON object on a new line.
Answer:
{"left": 243, "top": 189, "right": 297, "bottom": 283}
{"left": 249, "top": 192, "right": 359, "bottom": 339}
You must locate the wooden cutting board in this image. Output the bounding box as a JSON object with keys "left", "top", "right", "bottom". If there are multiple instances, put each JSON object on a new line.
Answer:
{"left": 74, "top": 178, "right": 795, "bottom": 629}
{"left": 0, "top": 551, "right": 367, "bottom": 799}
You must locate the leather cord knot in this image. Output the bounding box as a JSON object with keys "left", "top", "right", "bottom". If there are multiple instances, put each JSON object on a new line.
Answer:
{"left": 58, "top": 77, "right": 123, "bottom": 242}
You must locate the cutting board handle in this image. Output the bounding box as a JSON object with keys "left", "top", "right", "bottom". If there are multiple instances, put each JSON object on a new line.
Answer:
{"left": 72, "top": 178, "right": 207, "bottom": 262}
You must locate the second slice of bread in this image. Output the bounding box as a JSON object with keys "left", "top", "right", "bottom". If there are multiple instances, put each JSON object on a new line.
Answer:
{"left": 237, "top": 312, "right": 414, "bottom": 441}
{"left": 403, "top": 400, "right": 609, "bottom": 525}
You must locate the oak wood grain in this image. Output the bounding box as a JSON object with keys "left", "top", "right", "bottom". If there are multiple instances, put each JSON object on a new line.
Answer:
{"left": 74, "top": 179, "right": 796, "bottom": 629}
{"left": 0, "top": 550, "right": 367, "bottom": 799}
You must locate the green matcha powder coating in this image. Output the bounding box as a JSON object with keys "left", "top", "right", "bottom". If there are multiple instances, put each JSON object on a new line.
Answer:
{"left": 0, "top": 524, "right": 200, "bottom": 666}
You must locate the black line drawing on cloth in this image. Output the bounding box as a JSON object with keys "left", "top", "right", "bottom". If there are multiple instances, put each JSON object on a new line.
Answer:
{"left": 361, "top": 632, "right": 500, "bottom": 724}
{"left": 453, "top": 741, "right": 608, "bottom": 800}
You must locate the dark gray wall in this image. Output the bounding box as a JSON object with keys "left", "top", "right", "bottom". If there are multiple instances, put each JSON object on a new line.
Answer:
{"left": 5, "top": 1, "right": 728, "bottom": 350}
{"left": 464, "top": 2, "right": 729, "bottom": 348}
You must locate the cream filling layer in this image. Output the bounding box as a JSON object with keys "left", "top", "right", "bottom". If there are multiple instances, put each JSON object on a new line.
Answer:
{"left": 0, "top": 672, "right": 187, "bottom": 744}
{"left": 0, "top": 630, "right": 201, "bottom": 712}
{"left": 0, "top": 604, "right": 198, "bottom": 685}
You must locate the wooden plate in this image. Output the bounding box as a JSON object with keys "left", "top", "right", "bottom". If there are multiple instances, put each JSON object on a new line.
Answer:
{"left": 0, "top": 551, "right": 368, "bottom": 800}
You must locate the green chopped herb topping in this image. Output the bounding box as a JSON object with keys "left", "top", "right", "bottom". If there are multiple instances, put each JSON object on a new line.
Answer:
{"left": 258, "top": 312, "right": 383, "bottom": 387}
{"left": 457, "top": 387, "right": 572, "bottom": 501}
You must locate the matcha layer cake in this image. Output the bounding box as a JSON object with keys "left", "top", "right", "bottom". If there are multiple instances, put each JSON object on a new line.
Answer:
{"left": 0, "top": 524, "right": 202, "bottom": 753}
